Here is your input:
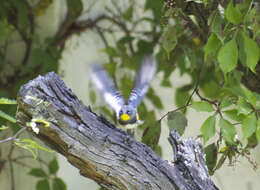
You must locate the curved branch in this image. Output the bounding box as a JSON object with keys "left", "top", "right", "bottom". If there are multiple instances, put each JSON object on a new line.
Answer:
{"left": 16, "top": 72, "right": 218, "bottom": 190}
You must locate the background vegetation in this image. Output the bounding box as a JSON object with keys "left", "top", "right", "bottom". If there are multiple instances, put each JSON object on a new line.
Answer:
{"left": 0, "top": 0, "right": 260, "bottom": 189}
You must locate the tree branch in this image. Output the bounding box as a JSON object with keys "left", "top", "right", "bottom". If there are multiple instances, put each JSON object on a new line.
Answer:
{"left": 16, "top": 72, "right": 218, "bottom": 190}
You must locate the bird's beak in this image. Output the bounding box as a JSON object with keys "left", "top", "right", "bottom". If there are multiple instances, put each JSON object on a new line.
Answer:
{"left": 120, "top": 114, "right": 130, "bottom": 121}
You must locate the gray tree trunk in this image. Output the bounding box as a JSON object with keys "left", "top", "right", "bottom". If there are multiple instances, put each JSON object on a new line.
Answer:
{"left": 16, "top": 72, "right": 219, "bottom": 190}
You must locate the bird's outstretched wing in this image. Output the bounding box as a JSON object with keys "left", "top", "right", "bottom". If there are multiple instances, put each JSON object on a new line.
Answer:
{"left": 128, "top": 55, "right": 157, "bottom": 108}
{"left": 91, "top": 64, "right": 125, "bottom": 114}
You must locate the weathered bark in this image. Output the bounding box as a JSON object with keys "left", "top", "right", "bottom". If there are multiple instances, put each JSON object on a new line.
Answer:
{"left": 16, "top": 72, "right": 219, "bottom": 190}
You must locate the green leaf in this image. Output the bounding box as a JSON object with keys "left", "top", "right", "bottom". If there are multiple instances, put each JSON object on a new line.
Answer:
{"left": 29, "top": 48, "right": 53, "bottom": 74}
{"left": 15, "top": 1, "right": 29, "bottom": 30}
{"left": 122, "top": 5, "right": 133, "bottom": 21}
{"left": 242, "top": 32, "right": 260, "bottom": 72}
{"left": 137, "top": 102, "right": 148, "bottom": 119}
{"left": 191, "top": 101, "right": 215, "bottom": 112}
{"left": 163, "top": 26, "right": 178, "bottom": 58}
{"left": 209, "top": 12, "right": 224, "bottom": 40}
{"left": 247, "top": 133, "right": 258, "bottom": 148}
{"left": 146, "top": 88, "right": 163, "bottom": 109}
{"left": 48, "top": 158, "right": 59, "bottom": 174}
{"left": 204, "top": 143, "right": 218, "bottom": 175}
{"left": 237, "top": 31, "right": 247, "bottom": 67}
{"left": 225, "top": 0, "right": 243, "bottom": 25}
{"left": 0, "top": 19, "right": 14, "bottom": 43}
{"left": 223, "top": 70, "right": 244, "bottom": 97}
{"left": 0, "top": 98, "right": 17, "bottom": 104}
{"left": 154, "top": 145, "right": 162, "bottom": 157}
{"left": 100, "top": 46, "right": 118, "bottom": 57}
{"left": 104, "top": 61, "right": 117, "bottom": 77}
{"left": 161, "top": 78, "right": 171, "bottom": 87}
{"left": 175, "top": 85, "right": 191, "bottom": 107}
{"left": 137, "top": 40, "right": 153, "bottom": 54}
{"left": 52, "top": 177, "right": 67, "bottom": 190}
{"left": 223, "top": 109, "right": 244, "bottom": 122}
{"left": 201, "top": 80, "right": 220, "bottom": 99}
{"left": 29, "top": 168, "right": 48, "bottom": 178}
{"left": 242, "top": 113, "right": 257, "bottom": 139}
{"left": 0, "top": 110, "right": 17, "bottom": 123}
{"left": 167, "top": 111, "right": 187, "bottom": 136}
{"left": 145, "top": 0, "right": 163, "bottom": 23}
{"left": 219, "top": 98, "right": 233, "bottom": 109}
{"left": 142, "top": 121, "right": 161, "bottom": 150}
{"left": 175, "top": 90, "right": 190, "bottom": 107}
{"left": 37, "top": 179, "right": 50, "bottom": 190}
{"left": 219, "top": 118, "right": 236, "bottom": 143}
{"left": 200, "top": 115, "right": 216, "bottom": 143}
{"left": 237, "top": 97, "right": 252, "bottom": 115}
{"left": 0, "top": 125, "right": 9, "bottom": 130}
{"left": 217, "top": 39, "right": 238, "bottom": 73}
{"left": 242, "top": 86, "right": 256, "bottom": 106}
{"left": 89, "top": 90, "right": 96, "bottom": 104}
{"left": 32, "top": 0, "right": 53, "bottom": 16}
{"left": 256, "top": 120, "right": 260, "bottom": 142}
{"left": 204, "top": 33, "right": 221, "bottom": 59}
{"left": 67, "top": 0, "right": 83, "bottom": 18}
{"left": 118, "top": 36, "right": 134, "bottom": 45}
{"left": 215, "top": 155, "right": 227, "bottom": 171}
{"left": 99, "top": 106, "right": 114, "bottom": 120}
{"left": 164, "top": 8, "right": 174, "bottom": 17}
{"left": 120, "top": 75, "right": 134, "bottom": 99}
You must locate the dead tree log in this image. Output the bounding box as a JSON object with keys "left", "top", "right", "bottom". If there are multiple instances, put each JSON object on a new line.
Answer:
{"left": 16, "top": 72, "right": 219, "bottom": 190}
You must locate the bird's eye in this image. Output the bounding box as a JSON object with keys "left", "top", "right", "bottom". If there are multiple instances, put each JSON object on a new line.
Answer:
{"left": 126, "top": 110, "right": 131, "bottom": 115}
{"left": 119, "top": 110, "right": 123, "bottom": 115}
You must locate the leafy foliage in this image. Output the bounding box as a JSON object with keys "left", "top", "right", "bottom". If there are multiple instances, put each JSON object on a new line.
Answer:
{"left": 29, "top": 168, "right": 48, "bottom": 178}
{"left": 167, "top": 111, "right": 187, "bottom": 136}
{"left": 219, "top": 118, "right": 236, "bottom": 144}
{"left": 48, "top": 158, "right": 59, "bottom": 175}
{"left": 191, "top": 101, "right": 215, "bottom": 112}
{"left": 204, "top": 143, "right": 218, "bottom": 175}
{"left": 200, "top": 115, "right": 216, "bottom": 143}
{"left": 142, "top": 120, "right": 161, "bottom": 151}
{"left": 36, "top": 179, "right": 50, "bottom": 190}
{"left": 88, "top": 0, "right": 260, "bottom": 174}
{"left": 28, "top": 158, "right": 66, "bottom": 190}
{"left": 217, "top": 38, "right": 238, "bottom": 74}
{"left": 1, "top": 0, "right": 260, "bottom": 187}
{"left": 52, "top": 177, "right": 67, "bottom": 190}
{"left": 0, "top": 110, "right": 17, "bottom": 123}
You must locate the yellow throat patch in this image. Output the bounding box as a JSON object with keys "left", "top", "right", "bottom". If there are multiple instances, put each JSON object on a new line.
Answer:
{"left": 120, "top": 114, "right": 130, "bottom": 121}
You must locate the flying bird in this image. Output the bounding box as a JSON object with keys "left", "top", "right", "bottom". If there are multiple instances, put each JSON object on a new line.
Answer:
{"left": 91, "top": 55, "right": 157, "bottom": 125}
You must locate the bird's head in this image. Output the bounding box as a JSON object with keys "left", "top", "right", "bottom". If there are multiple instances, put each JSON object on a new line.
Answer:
{"left": 118, "top": 105, "right": 138, "bottom": 125}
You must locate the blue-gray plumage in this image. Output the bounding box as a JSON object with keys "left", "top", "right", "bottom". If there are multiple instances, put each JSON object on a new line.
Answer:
{"left": 91, "top": 55, "right": 157, "bottom": 125}
{"left": 128, "top": 55, "right": 157, "bottom": 108}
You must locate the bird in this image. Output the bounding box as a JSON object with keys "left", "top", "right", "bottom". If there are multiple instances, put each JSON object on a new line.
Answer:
{"left": 91, "top": 55, "right": 157, "bottom": 125}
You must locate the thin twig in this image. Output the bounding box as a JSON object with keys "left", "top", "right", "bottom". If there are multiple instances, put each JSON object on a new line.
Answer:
{"left": 0, "top": 127, "right": 26, "bottom": 144}
{"left": 195, "top": 89, "right": 217, "bottom": 105}
{"left": 186, "top": 62, "right": 205, "bottom": 106}
{"left": 11, "top": 160, "right": 33, "bottom": 169}
{"left": 159, "top": 104, "right": 192, "bottom": 121}
{"left": 95, "top": 26, "right": 114, "bottom": 63}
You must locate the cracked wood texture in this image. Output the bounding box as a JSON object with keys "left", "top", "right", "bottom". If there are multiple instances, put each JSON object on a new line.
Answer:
{"left": 16, "top": 72, "right": 218, "bottom": 190}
